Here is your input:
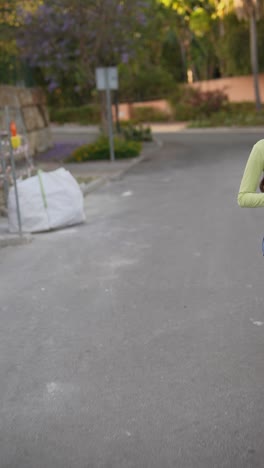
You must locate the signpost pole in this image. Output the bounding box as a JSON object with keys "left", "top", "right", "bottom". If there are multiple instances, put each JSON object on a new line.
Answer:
{"left": 5, "top": 106, "right": 22, "bottom": 236}
{"left": 104, "top": 68, "right": 115, "bottom": 162}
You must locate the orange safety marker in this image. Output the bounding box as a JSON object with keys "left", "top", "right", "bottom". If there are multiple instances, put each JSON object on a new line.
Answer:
{"left": 10, "top": 121, "right": 17, "bottom": 137}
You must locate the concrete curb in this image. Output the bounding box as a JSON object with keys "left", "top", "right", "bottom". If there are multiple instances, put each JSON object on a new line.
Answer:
{"left": 51, "top": 123, "right": 264, "bottom": 135}
{"left": 172, "top": 126, "right": 264, "bottom": 134}
{"left": 109, "top": 141, "right": 161, "bottom": 180}
{"left": 153, "top": 136, "right": 164, "bottom": 148}
{"left": 79, "top": 156, "right": 146, "bottom": 195}
{"left": 80, "top": 177, "right": 108, "bottom": 196}
{"left": 109, "top": 154, "right": 147, "bottom": 181}
{"left": 79, "top": 141, "right": 159, "bottom": 194}
{"left": 0, "top": 232, "right": 33, "bottom": 248}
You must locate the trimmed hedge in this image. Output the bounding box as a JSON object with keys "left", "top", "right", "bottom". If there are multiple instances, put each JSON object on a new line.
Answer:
{"left": 188, "top": 106, "right": 264, "bottom": 128}
{"left": 50, "top": 104, "right": 101, "bottom": 125}
{"left": 68, "top": 136, "right": 142, "bottom": 162}
{"left": 131, "top": 106, "right": 172, "bottom": 123}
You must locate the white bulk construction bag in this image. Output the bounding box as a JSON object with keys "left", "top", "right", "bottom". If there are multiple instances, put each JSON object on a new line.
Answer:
{"left": 8, "top": 168, "right": 85, "bottom": 233}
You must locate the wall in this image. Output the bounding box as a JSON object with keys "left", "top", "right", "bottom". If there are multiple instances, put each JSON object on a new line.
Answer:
{"left": 0, "top": 85, "right": 53, "bottom": 158}
{"left": 116, "top": 74, "right": 264, "bottom": 121}
{"left": 189, "top": 74, "right": 264, "bottom": 102}
{"left": 116, "top": 100, "right": 172, "bottom": 121}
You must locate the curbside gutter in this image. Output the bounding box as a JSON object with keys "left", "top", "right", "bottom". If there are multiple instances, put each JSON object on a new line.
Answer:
{"left": 80, "top": 177, "right": 108, "bottom": 196}
{"left": 0, "top": 232, "right": 32, "bottom": 249}
{"left": 109, "top": 154, "right": 148, "bottom": 181}
{"left": 79, "top": 156, "right": 146, "bottom": 195}
{"left": 80, "top": 141, "right": 159, "bottom": 193}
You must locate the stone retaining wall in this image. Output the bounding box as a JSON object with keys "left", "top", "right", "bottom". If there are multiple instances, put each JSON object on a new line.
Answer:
{"left": 0, "top": 85, "right": 53, "bottom": 157}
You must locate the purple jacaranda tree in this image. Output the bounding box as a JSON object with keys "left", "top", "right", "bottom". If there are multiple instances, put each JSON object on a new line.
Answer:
{"left": 17, "top": 0, "right": 149, "bottom": 94}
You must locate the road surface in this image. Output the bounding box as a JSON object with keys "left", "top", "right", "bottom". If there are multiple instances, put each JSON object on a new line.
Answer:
{"left": 1, "top": 131, "right": 264, "bottom": 468}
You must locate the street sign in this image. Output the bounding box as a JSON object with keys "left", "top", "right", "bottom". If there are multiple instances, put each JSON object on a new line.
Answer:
{"left": 96, "top": 67, "right": 119, "bottom": 91}
{"left": 95, "top": 67, "right": 118, "bottom": 162}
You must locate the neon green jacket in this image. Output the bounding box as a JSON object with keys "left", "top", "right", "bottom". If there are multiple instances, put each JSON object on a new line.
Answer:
{"left": 238, "top": 140, "right": 264, "bottom": 207}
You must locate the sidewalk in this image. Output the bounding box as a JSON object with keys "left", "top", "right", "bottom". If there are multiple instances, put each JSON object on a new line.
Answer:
{"left": 51, "top": 124, "right": 99, "bottom": 135}
{"left": 51, "top": 122, "right": 264, "bottom": 134}
{"left": 50, "top": 123, "right": 188, "bottom": 134}
{"left": 0, "top": 220, "right": 32, "bottom": 248}
{"left": 36, "top": 155, "right": 147, "bottom": 198}
{"left": 38, "top": 157, "right": 144, "bottom": 181}
{"left": 0, "top": 141, "right": 157, "bottom": 248}
{"left": 50, "top": 122, "right": 188, "bottom": 135}
{"left": 36, "top": 141, "right": 156, "bottom": 183}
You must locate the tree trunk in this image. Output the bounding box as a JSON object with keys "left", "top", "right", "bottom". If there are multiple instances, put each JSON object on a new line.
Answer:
{"left": 179, "top": 39, "right": 187, "bottom": 83}
{"left": 250, "top": 11, "right": 261, "bottom": 110}
{"left": 219, "top": 20, "right": 225, "bottom": 37}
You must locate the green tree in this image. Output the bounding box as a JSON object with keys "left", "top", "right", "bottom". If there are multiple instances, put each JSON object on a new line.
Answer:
{"left": 215, "top": 13, "right": 250, "bottom": 76}
{"left": 234, "top": 0, "right": 262, "bottom": 108}
{"left": 18, "top": 0, "right": 149, "bottom": 92}
{"left": 214, "top": 0, "right": 262, "bottom": 108}
{"left": 118, "top": 0, "right": 185, "bottom": 101}
{"left": 0, "top": 0, "right": 40, "bottom": 85}
{"left": 158, "top": 0, "right": 220, "bottom": 81}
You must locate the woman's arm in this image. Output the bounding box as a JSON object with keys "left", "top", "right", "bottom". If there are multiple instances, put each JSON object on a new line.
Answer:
{"left": 238, "top": 140, "right": 264, "bottom": 207}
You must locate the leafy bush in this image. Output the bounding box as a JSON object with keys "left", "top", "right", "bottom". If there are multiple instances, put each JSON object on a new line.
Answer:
{"left": 216, "top": 14, "right": 251, "bottom": 77}
{"left": 119, "top": 64, "right": 175, "bottom": 102}
{"left": 120, "top": 123, "right": 153, "bottom": 142}
{"left": 188, "top": 106, "right": 264, "bottom": 128}
{"left": 170, "top": 86, "right": 228, "bottom": 121}
{"left": 131, "top": 106, "right": 171, "bottom": 123}
{"left": 68, "top": 136, "right": 142, "bottom": 162}
{"left": 225, "top": 102, "right": 259, "bottom": 114}
{"left": 49, "top": 104, "right": 101, "bottom": 125}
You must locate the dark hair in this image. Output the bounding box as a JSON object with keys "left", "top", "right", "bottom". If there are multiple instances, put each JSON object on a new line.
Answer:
{"left": 260, "top": 176, "right": 264, "bottom": 193}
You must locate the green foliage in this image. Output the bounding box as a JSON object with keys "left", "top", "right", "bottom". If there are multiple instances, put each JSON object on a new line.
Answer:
{"left": 226, "top": 102, "right": 259, "bottom": 113}
{"left": 189, "top": 7, "right": 211, "bottom": 37}
{"left": 186, "top": 102, "right": 264, "bottom": 127}
{"left": 0, "top": 0, "right": 39, "bottom": 86}
{"left": 216, "top": 14, "right": 251, "bottom": 76}
{"left": 215, "top": 14, "right": 264, "bottom": 77}
{"left": 69, "top": 136, "right": 142, "bottom": 162}
{"left": 3, "top": 0, "right": 264, "bottom": 104}
{"left": 256, "top": 18, "right": 264, "bottom": 72}
{"left": 170, "top": 86, "right": 228, "bottom": 120}
{"left": 17, "top": 0, "right": 150, "bottom": 95}
{"left": 49, "top": 104, "right": 101, "bottom": 125}
{"left": 120, "top": 123, "right": 153, "bottom": 142}
{"left": 161, "top": 31, "right": 186, "bottom": 82}
{"left": 131, "top": 106, "right": 172, "bottom": 123}
{"left": 158, "top": 0, "right": 220, "bottom": 81}
{"left": 119, "top": 64, "right": 175, "bottom": 102}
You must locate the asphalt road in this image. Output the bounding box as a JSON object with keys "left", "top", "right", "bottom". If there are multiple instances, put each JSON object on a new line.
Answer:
{"left": 1, "top": 131, "right": 264, "bottom": 468}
